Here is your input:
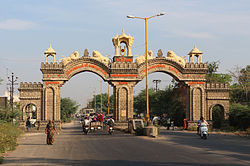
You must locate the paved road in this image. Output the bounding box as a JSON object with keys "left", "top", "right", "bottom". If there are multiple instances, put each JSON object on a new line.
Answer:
{"left": 2, "top": 121, "right": 250, "bottom": 166}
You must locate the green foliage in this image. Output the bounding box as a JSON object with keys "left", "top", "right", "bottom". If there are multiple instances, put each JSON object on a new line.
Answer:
{"left": 61, "top": 98, "right": 79, "bottom": 122}
{"left": 206, "top": 61, "right": 232, "bottom": 83}
{"left": 229, "top": 103, "right": 250, "bottom": 130}
{"left": 0, "top": 106, "right": 21, "bottom": 122}
{"left": 230, "top": 84, "right": 248, "bottom": 104}
{"left": 88, "top": 93, "right": 113, "bottom": 114}
{"left": 134, "top": 86, "right": 185, "bottom": 126}
{"left": 206, "top": 73, "right": 232, "bottom": 83}
{"left": 229, "top": 65, "right": 249, "bottom": 102}
{"left": 207, "top": 61, "right": 219, "bottom": 74}
{"left": 0, "top": 122, "right": 23, "bottom": 157}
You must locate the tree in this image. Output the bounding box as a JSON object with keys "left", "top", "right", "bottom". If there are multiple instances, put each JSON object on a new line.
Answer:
{"left": 134, "top": 86, "right": 185, "bottom": 126}
{"left": 207, "top": 61, "right": 219, "bottom": 74}
{"left": 206, "top": 61, "right": 232, "bottom": 83}
{"left": 0, "top": 105, "right": 20, "bottom": 122}
{"left": 60, "top": 98, "right": 79, "bottom": 122}
{"left": 229, "top": 103, "right": 250, "bottom": 130}
{"left": 87, "top": 93, "right": 113, "bottom": 114}
{"left": 229, "top": 65, "right": 249, "bottom": 102}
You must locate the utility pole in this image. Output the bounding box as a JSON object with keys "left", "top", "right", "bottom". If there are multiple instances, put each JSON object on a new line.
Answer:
{"left": 153, "top": 80, "right": 161, "bottom": 91}
{"left": 100, "top": 80, "right": 102, "bottom": 113}
{"left": 94, "top": 88, "right": 96, "bottom": 113}
{"left": 108, "top": 84, "right": 110, "bottom": 115}
{"left": 8, "top": 72, "right": 18, "bottom": 111}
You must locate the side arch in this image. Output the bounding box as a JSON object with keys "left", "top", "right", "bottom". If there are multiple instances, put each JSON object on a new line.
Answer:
{"left": 22, "top": 102, "right": 38, "bottom": 120}
{"left": 208, "top": 103, "right": 225, "bottom": 121}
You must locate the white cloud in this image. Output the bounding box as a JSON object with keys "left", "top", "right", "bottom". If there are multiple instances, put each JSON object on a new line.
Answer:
{"left": 0, "top": 19, "right": 36, "bottom": 30}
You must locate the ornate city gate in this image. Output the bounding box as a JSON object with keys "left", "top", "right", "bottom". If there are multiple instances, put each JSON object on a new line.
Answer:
{"left": 19, "top": 30, "right": 229, "bottom": 128}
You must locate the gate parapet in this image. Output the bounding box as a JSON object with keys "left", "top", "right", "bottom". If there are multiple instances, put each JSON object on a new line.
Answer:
{"left": 185, "top": 62, "right": 207, "bottom": 68}
{"left": 206, "top": 83, "right": 229, "bottom": 89}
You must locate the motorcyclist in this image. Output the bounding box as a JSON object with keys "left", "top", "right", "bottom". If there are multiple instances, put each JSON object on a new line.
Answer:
{"left": 82, "top": 117, "right": 90, "bottom": 132}
{"left": 197, "top": 117, "right": 202, "bottom": 135}
{"left": 198, "top": 117, "right": 208, "bottom": 134}
{"left": 106, "top": 117, "right": 114, "bottom": 133}
{"left": 107, "top": 117, "right": 115, "bottom": 127}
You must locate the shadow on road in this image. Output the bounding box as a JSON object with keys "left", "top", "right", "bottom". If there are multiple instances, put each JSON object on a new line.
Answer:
{"left": 160, "top": 130, "right": 250, "bottom": 161}
{"left": 3, "top": 157, "right": 233, "bottom": 166}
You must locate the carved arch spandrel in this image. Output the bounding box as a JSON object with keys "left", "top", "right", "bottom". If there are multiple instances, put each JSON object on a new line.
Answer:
{"left": 137, "top": 58, "right": 185, "bottom": 81}
{"left": 63, "top": 58, "right": 110, "bottom": 81}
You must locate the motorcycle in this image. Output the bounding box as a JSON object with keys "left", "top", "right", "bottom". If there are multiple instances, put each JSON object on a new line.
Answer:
{"left": 83, "top": 126, "right": 89, "bottom": 135}
{"left": 199, "top": 125, "right": 208, "bottom": 139}
{"left": 108, "top": 125, "right": 114, "bottom": 135}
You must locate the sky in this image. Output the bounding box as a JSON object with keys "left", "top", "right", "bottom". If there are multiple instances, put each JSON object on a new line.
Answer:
{"left": 0, "top": 0, "right": 249, "bottom": 108}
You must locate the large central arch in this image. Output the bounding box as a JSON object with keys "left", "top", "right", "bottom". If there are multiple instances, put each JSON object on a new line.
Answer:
{"left": 19, "top": 30, "right": 230, "bottom": 129}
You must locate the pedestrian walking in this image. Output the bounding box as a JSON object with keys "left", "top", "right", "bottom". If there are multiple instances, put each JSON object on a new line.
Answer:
{"left": 45, "top": 120, "right": 58, "bottom": 145}
{"left": 26, "top": 117, "right": 31, "bottom": 132}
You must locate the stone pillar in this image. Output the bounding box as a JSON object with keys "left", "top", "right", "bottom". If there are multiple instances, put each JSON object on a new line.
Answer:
{"left": 43, "top": 85, "right": 61, "bottom": 121}
{"left": 186, "top": 82, "right": 206, "bottom": 127}
{"left": 115, "top": 45, "right": 119, "bottom": 56}
{"left": 111, "top": 82, "right": 136, "bottom": 122}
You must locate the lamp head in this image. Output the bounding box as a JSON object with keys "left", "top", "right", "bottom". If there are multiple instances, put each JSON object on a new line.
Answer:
{"left": 157, "top": 12, "right": 166, "bottom": 16}
{"left": 127, "top": 15, "right": 136, "bottom": 18}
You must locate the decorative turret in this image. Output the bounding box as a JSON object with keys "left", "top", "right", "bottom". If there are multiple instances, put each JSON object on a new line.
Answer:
{"left": 112, "top": 28, "right": 134, "bottom": 56}
{"left": 44, "top": 44, "right": 56, "bottom": 63}
{"left": 188, "top": 45, "right": 203, "bottom": 63}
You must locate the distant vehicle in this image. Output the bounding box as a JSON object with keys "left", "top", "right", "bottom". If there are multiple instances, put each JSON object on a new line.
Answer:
{"left": 82, "top": 109, "right": 95, "bottom": 117}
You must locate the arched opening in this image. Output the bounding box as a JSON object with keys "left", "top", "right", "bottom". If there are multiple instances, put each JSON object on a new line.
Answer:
{"left": 134, "top": 72, "right": 185, "bottom": 126}
{"left": 61, "top": 72, "right": 113, "bottom": 119}
{"left": 25, "top": 103, "right": 37, "bottom": 126}
{"left": 46, "top": 55, "right": 55, "bottom": 63}
{"left": 119, "top": 42, "right": 127, "bottom": 56}
{"left": 211, "top": 104, "right": 225, "bottom": 129}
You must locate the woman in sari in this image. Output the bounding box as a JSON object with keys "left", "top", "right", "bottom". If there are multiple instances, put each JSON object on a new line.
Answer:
{"left": 45, "top": 120, "right": 57, "bottom": 145}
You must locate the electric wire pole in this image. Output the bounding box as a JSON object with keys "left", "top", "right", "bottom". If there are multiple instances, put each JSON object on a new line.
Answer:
{"left": 8, "top": 72, "right": 18, "bottom": 111}
{"left": 94, "top": 88, "right": 96, "bottom": 113}
{"left": 153, "top": 80, "right": 161, "bottom": 91}
{"left": 108, "top": 84, "right": 110, "bottom": 115}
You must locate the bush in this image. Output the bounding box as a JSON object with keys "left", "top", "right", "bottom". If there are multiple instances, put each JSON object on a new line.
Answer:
{"left": 0, "top": 121, "right": 23, "bottom": 155}
{"left": 0, "top": 107, "right": 21, "bottom": 123}
{"left": 229, "top": 103, "right": 250, "bottom": 130}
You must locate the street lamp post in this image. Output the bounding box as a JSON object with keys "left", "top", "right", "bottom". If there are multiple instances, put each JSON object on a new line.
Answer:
{"left": 127, "top": 12, "right": 166, "bottom": 124}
